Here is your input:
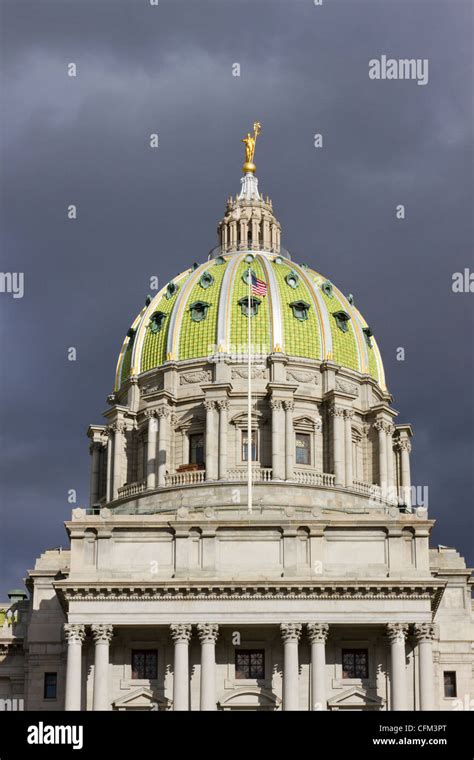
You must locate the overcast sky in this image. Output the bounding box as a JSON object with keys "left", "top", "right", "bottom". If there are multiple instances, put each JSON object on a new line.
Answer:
{"left": 0, "top": 0, "right": 472, "bottom": 596}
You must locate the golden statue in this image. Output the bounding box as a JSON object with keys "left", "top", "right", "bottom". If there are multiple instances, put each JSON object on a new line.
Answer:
{"left": 242, "top": 121, "right": 261, "bottom": 173}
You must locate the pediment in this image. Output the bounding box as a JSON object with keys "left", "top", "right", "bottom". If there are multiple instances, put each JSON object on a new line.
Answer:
{"left": 218, "top": 687, "right": 281, "bottom": 710}
{"left": 112, "top": 687, "right": 170, "bottom": 710}
{"left": 328, "top": 687, "right": 384, "bottom": 709}
{"left": 230, "top": 411, "right": 266, "bottom": 428}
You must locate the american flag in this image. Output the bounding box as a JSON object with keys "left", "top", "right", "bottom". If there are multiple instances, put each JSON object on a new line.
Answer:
{"left": 251, "top": 272, "right": 268, "bottom": 296}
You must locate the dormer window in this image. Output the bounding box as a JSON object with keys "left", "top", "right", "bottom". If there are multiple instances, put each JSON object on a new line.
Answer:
{"left": 321, "top": 280, "right": 333, "bottom": 298}
{"left": 363, "top": 326, "right": 373, "bottom": 348}
{"left": 149, "top": 311, "right": 166, "bottom": 334}
{"left": 285, "top": 270, "right": 299, "bottom": 289}
{"left": 199, "top": 271, "right": 214, "bottom": 289}
{"left": 214, "top": 255, "right": 225, "bottom": 265}
{"left": 238, "top": 295, "right": 261, "bottom": 318}
{"left": 289, "top": 300, "right": 310, "bottom": 321}
{"left": 274, "top": 256, "right": 284, "bottom": 265}
{"left": 333, "top": 310, "right": 351, "bottom": 333}
{"left": 189, "top": 301, "right": 210, "bottom": 322}
{"left": 166, "top": 281, "right": 178, "bottom": 300}
{"left": 242, "top": 268, "right": 256, "bottom": 286}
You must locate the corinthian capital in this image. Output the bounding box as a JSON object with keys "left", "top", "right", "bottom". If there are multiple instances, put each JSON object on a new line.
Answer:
{"left": 156, "top": 406, "right": 170, "bottom": 419}
{"left": 283, "top": 400, "right": 295, "bottom": 412}
{"left": 204, "top": 400, "right": 216, "bottom": 412}
{"left": 110, "top": 421, "right": 126, "bottom": 435}
{"left": 91, "top": 624, "right": 114, "bottom": 644}
{"left": 386, "top": 623, "right": 409, "bottom": 644}
{"left": 144, "top": 408, "right": 157, "bottom": 419}
{"left": 307, "top": 623, "right": 329, "bottom": 643}
{"left": 64, "top": 623, "right": 86, "bottom": 644}
{"left": 395, "top": 439, "right": 412, "bottom": 453}
{"left": 413, "top": 623, "right": 437, "bottom": 642}
{"left": 197, "top": 623, "right": 219, "bottom": 644}
{"left": 343, "top": 409, "right": 354, "bottom": 420}
{"left": 280, "top": 623, "right": 302, "bottom": 643}
{"left": 270, "top": 399, "right": 283, "bottom": 411}
{"left": 328, "top": 405, "right": 344, "bottom": 418}
{"left": 170, "top": 624, "right": 192, "bottom": 643}
{"left": 217, "top": 399, "right": 229, "bottom": 412}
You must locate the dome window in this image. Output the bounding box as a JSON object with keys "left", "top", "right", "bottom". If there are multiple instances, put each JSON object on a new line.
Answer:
{"left": 333, "top": 310, "right": 351, "bottom": 333}
{"left": 274, "top": 256, "right": 284, "bottom": 265}
{"left": 301, "top": 263, "right": 309, "bottom": 270}
{"left": 165, "top": 281, "right": 179, "bottom": 300}
{"left": 289, "top": 300, "right": 310, "bottom": 322}
{"left": 244, "top": 254, "right": 255, "bottom": 264}
{"left": 238, "top": 295, "right": 261, "bottom": 318}
{"left": 189, "top": 301, "right": 210, "bottom": 323}
{"left": 199, "top": 271, "right": 214, "bottom": 289}
{"left": 285, "top": 270, "right": 299, "bottom": 289}
{"left": 363, "top": 326, "right": 373, "bottom": 348}
{"left": 192, "top": 262, "right": 199, "bottom": 270}
{"left": 149, "top": 311, "right": 167, "bottom": 334}
{"left": 214, "top": 255, "right": 225, "bottom": 265}
{"left": 321, "top": 280, "right": 333, "bottom": 298}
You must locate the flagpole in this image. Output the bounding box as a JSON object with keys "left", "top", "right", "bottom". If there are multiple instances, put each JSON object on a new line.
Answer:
{"left": 247, "top": 263, "right": 252, "bottom": 514}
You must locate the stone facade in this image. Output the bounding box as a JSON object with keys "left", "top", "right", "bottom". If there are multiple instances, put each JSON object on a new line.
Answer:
{"left": 1, "top": 169, "right": 472, "bottom": 712}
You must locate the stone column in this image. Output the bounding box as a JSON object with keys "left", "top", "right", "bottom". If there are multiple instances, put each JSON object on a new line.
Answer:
{"left": 111, "top": 422, "right": 126, "bottom": 499}
{"left": 217, "top": 400, "right": 228, "bottom": 480}
{"left": 386, "top": 623, "right": 408, "bottom": 711}
{"left": 145, "top": 410, "right": 158, "bottom": 490}
{"left": 374, "top": 421, "right": 387, "bottom": 487}
{"left": 197, "top": 623, "right": 219, "bottom": 711}
{"left": 64, "top": 624, "right": 86, "bottom": 711}
{"left": 413, "top": 623, "right": 436, "bottom": 711}
{"left": 157, "top": 405, "right": 170, "bottom": 487}
{"left": 170, "top": 624, "right": 192, "bottom": 711}
{"left": 204, "top": 401, "right": 218, "bottom": 480}
{"left": 307, "top": 623, "right": 329, "bottom": 711}
{"left": 398, "top": 440, "right": 412, "bottom": 509}
{"left": 329, "top": 406, "right": 345, "bottom": 487}
{"left": 105, "top": 429, "right": 113, "bottom": 502}
{"left": 344, "top": 410, "right": 354, "bottom": 487}
{"left": 91, "top": 624, "right": 114, "bottom": 711}
{"left": 284, "top": 400, "right": 295, "bottom": 481}
{"left": 270, "top": 399, "right": 285, "bottom": 480}
{"left": 280, "top": 623, "right": 302, "bottom": 711}
{"left": 89, "top": 443, "right": 102, "bottom": 506}
{"left": 386, "top": 423, "right": 395, "bottom": 490}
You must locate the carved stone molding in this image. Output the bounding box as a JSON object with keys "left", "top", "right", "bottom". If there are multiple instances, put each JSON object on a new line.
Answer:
{"left": 64, "top": 623, "right": 86, "bottom": 645}
{"left": 141, "top": 377, "right": 164, "bottom": 396}
{"left": 231, "top": 366, "right": 266, "bottom": 380}
{"left": 180, "top": 370, "right": 212, "bottom": 385}
{"left": 91, "top": 624, "right": 114, "bottom": 644}
{"left": 307, "top": 623, "right": 329, "bottom": 644}
{"left": 385, "top": 623, "right": 409, "bottom": 643}
{"left": 286, "top": 369, "right": 318, "bottom": 385}
{"left": 280, "top": 623, "right": 302, "bottom": 643}
{"left": 197, "top": 623, "right": 219, "bottom": 644}
{"left": 412, "top": 623, "right": 437, "bottom": 642}
{"left": 335, "top": 378, "right": 359, "bottom": 396}
{"left": 170, "top": 623, "right": 192, "bottom": 643}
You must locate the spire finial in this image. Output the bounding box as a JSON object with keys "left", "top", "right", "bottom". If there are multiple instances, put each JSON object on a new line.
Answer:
{"left": 241, "top": 121, "right": 262, "bottom": 174}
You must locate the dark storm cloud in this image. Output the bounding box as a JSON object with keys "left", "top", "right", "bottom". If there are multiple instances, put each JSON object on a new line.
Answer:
{"left": 0, "top": 0, "right": 472, "bottom": 594}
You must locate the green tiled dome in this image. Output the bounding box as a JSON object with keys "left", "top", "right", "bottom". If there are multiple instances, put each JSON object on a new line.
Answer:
{"left": 115, "top": 252, "right": 386, "bottom": 391}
